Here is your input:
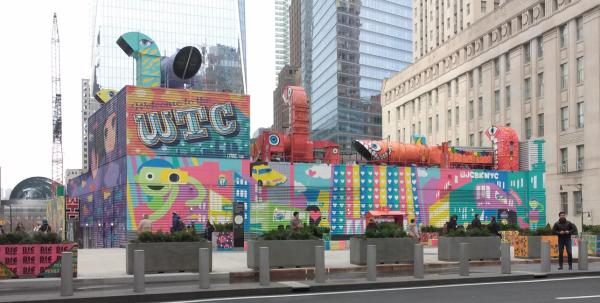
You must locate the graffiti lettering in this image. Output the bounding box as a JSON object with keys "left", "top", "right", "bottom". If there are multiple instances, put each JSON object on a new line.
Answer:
{"left": 460, "top": 171, "right": 500, "bottom": 179}
{"left": 134, "top": 103, "right": 239, "bottom": 147}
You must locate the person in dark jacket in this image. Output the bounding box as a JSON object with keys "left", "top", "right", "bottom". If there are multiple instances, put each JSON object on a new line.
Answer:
{"left": 487, "top": 216, "right": 500, "bottom": 237}
{"left": 171, "top": 212, "right": 183, "bottom": 232}
{"left": 471, "top": 214, "right": 482, "bottom": 229}
{"left": 447, "top": 215, "right": 458, "bottom": 231}
{"left": 204, "top": 220, "right": 215, "bottom": 241}
{"left": 552, "top": 211, "right": 578, "bottom": 270}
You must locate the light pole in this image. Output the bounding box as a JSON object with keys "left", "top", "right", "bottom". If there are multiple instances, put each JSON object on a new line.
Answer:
{"left": 581, "top": 210, "right": 592, "bottom": 237}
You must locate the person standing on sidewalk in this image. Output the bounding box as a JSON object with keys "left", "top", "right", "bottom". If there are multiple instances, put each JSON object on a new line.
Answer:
{"left": 408, "top": 219, "right": 420, "bottom": 239}
{"left": 552, "top": 211, "right": 578, "bottom": 270}
{"left": 137, "top": 214, "right": 152, "bottom": 233}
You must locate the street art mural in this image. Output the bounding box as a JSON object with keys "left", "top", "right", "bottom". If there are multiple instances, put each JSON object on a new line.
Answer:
{"left": 127, "top": 156, "right": 250, "bottom": 233}
{"left": 126, "top": 86, "right": 250, "bottom": 159}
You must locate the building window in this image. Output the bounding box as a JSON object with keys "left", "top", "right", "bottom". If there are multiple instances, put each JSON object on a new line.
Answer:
{"left": 537, "top": 36, "right": 543, "bottom": 58}
{"left": 577, "top": 102, "right": 584, "bottom": 128}
{"left": 455, "top": 106, "right": 459, "bottom": 125}
{"left": 494, "top": 58, "right": 500, "bottom": 76}
{"left": 538, "top": 113, "right": 544, "bottom": 137}
{"left": 524, "top": 117, "right": 532, "bottom": 140}
{"left": 478, "top": 67, "right": 482, "bottom": 84}
{"left": 537, "top": 73, "right": 544, "bottom": 97}
{"left": 576, "top": 57, "right": 584, "bottom": 84}
{"left": 560, "top": 63, "right": 568, "bottom": 90}
{"left": 524, "top": 42, "right": 531, "bottom": 63}
{"left": 478, "top": 130, "right": 484, "bottom": 146}
{"left": 505, "top": 53, "right": 510, "bottom": 72}
{"left": 469, "top": 71, "right": 474, "bottom": 88}
{"left": 447, "top": 83, "right": 452, "bottom": 97}
{"left": 455, "top": 80, "right": 459, "bottom": 95}
{"left": 560, "top": 192, "right": 568, "bottom": 215}
{"left": 387, "top": 111, "right": 390, "bottom": 123}
{"left": 481, "top": 1, "right": 487, "bottom": 13}
{"left": 435, "top": 114, "right": 439, "bottom": 131}
{"left": 428, "top": 117, "right": 432, "bottom": 134}
{"left": 418, "top": 122, "right": 422, "bottom": 134}
{"left": 469, "top": 134, "right": 474, "bottom": 146}
{"left": 523, "top": 78, "right": 531, "bottom": 101}
{"left": 466, "top": 3, "right": 470, "bottom": 14}
{"left": 478, "top": 97, "right": 483, "bottom": 118}
{"left": 411, "top": 123, "right": 415, "bottom": 135}
{"left": 505, "top": 86, "right": 511, "bottom": 108}
{"left": 494, "top": 90, "right": 500, "bottom": 113}
{"left": 396, "top": 106, "right": 400, "bottom": 119}
{"left": 448, "top": 109, "right": 452, "bottom": 127}
{"left": 574, "top": 191, "right": 582, "bottom": 215}
{"left": 576, "top": 16, "right": 583, "bottom": 41}
{"left": 468, "top": 100, "right": 474, "bottom": 120}
{"left": 560, "top": 147, "right": 568, "bottom": 173}
{"left": 561, "top": 107, "right": 569, "bottom": 131}
{"left": 559, "top": 24, "right": 567, "bottom": 48}
{"left": 577, "top": 144, "right": 584, "bottom": 171}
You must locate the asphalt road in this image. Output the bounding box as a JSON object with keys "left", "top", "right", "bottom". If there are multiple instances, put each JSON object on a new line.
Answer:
{"left": 166, "top": 276, "right": 600, "bottom": 303}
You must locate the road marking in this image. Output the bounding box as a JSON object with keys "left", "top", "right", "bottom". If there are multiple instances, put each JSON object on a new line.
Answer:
{"left": 169, "top": 276, "right": 600, "bottom": 303}
{"left": 556, "top": 295, "right": 600, "bottom": 300}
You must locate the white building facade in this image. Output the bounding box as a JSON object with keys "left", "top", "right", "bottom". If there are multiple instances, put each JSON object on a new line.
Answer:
{"left": 382, "top": 0, "right": 600, "bottom": 225}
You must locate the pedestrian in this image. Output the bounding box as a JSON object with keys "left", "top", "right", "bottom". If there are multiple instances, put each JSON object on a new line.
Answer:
{"left": 171, "top": 212, "right": 184, "bottom": 232}
{"left": 137, "top": 214, "right": 152, "bottom": 233}
{"left": 447, "top": 215, "right": 458, "bottom": 231}
{"left": 487, "top": 216, "right": 500, "bottom": 237}
{"left": 290, "top": 211, "right": 304, "bottom": 231}
{"left": 15, "top": 222, "right": 25, "bottom": 233}
{"left": 366, "top": 218, "right": 377, "bottom": 231}
{"left": 408, "top": 218, "right": 420, "bottom": 239}
{"left": 552, "top": 211, "right": 578, "bottom": 270}
{"left": 204, "top": 220, "right": 215, "bottom": 241}
{"left": 471, "top": 214, "right": 482, "bottom": 229}
{"left": 0, "top": 225, "right": 5, "bottom": 235}
{"left": 39, "top": 218, "right": 52, "bottom": 233}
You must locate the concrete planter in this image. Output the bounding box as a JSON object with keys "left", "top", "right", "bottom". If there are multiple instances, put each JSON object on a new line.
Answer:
{"left": 126, "top": 241, "right": 212, "bottom": 274}
{"left": 350, "top": 237, "right": 417, "bottom": 265}
{"left": 438, "top": 236, "right": 501, "bottom": 261}
{"left": 246, "top": 239, "right": 323, "bottom": 269}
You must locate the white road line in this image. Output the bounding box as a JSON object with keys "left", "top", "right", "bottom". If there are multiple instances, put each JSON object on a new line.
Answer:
{"left": 556, "top": 295, "right": 600, "bottom": 300}
{"left": 169, "top": 276, "right": 600, "bottom": 303}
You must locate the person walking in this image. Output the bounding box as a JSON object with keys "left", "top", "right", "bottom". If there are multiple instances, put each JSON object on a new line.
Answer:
{"left": 137, "top": 214, "right": 152, "bottom": 233}
{"left": 204, "top": 220, "right": 215, "bottom": 241}
{"left": 39, "top": 218, "right": 52, "bottom": 233}
{"left": 171, "top": 212, "right": 184, "bottom": 232}
{"left": 552, "top": 211, "right": 578, "bottom": 270}
{"left": 408, "top": 218, "right": 421, "bottom": 239}
{"left": 0, "top": 225, "right": 5, "bottom": 235}
{"left": 447, "top": 215, "right": 458, "bottom": 231}
{"left": 15, "top": 222, "right": 25, "bottom": 233}
{"left": 488, "top": 216, "right": 500, "bottom": 237}
{"left": 471, "top": 214, "right": 482, "bottom": 229}
{"left": 290, "top": 211, "right": 304, "bottom": 231}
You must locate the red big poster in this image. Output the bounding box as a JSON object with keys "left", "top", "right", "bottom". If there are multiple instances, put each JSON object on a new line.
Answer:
{"left": 0, "top": 244, "right": 77, "bottom": 278}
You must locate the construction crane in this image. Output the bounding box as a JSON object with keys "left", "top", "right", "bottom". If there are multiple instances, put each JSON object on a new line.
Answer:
{"left": 51, "top": 13, "right": 63, "bottom": 186}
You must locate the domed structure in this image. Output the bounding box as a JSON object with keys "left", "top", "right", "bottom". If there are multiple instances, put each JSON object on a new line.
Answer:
{"left": 9, "top": 177, "right": 58, "bottom": 200}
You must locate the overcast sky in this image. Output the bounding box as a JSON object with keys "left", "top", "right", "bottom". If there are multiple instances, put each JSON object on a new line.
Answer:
{"left": 0, "top": 0, "right": 275, "bottom": 196}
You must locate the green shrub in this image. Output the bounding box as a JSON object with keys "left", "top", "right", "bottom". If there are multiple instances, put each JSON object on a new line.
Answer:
{"left": 445, "top": 228, "right": 493, "bottom": 237}
{"left": 259, "top": 225, "right": 329, "bottom": 240}
{"left": 498, "top": 223, "right": 520, "bottom": 231}
{"left": 583, "top": 225, "right": 600, "bottom": 235}
{"left": 214, "top": 223, "right": 233, "bottom": 232}
{"left": 420, "top": 225, "right": 442, "bottom": 233}
{"left": 533, "top": 224, "right": 553, "bottom": 236}
{"left": 363, "top": 222, "right": 407, "bottom": 238}
{"left": 0, "top": 232, "right": 63, "bottom": 244}
{"left": 132, "top": 230, "right": 205, "bottom": 243}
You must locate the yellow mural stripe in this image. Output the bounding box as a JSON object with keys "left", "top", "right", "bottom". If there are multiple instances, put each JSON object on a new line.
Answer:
{"left": 429, "top": 195, "right": 450, "bottom": 227}
{"left": 318, "top": 190, "right": 330, "bottom": 227}
{"left": 191, "top": 157, "right": 199, "bottom": 166}
{"left": 353, "top": 165, "right": 360, "bottom": 219}
{"left": 379, "top": 166, "right": 387, "bottom": 208}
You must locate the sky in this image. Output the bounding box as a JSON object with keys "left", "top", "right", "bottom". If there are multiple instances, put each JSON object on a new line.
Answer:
{"left": 0, "top": 0, "right": 275, "bottom": 196}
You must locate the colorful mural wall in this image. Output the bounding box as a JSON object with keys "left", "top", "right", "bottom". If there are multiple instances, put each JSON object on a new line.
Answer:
{"left": 248, "top": 163, "right": 546, "bottom": 235}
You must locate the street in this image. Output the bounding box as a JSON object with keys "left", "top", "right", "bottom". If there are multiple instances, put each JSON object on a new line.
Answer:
{"left": 167, "top": 276, "right": 600, "bottom": 303}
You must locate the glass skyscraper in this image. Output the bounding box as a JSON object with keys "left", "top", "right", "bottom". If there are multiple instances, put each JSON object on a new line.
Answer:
{"left": 91, "top": 0, "right": 247, "bottom": 95}
{"left": 308, "top": 0, "right": 412, "bottom": 153}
